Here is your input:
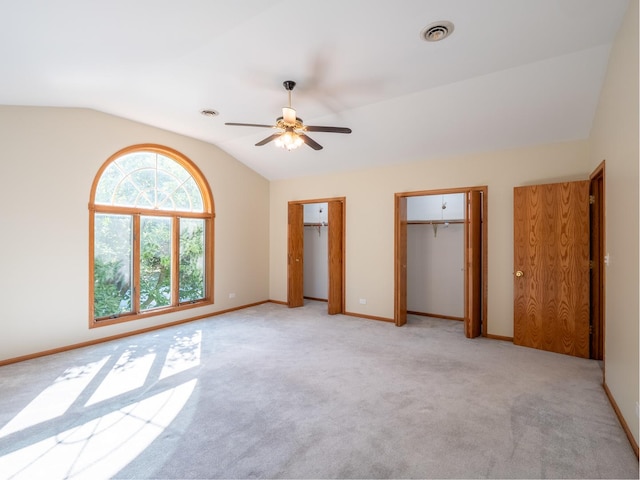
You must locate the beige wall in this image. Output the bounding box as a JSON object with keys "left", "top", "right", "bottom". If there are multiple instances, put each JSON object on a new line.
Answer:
{"left": 588, "top": 0, "right": 639, "bottom": 444}
{"left": 0, "top": 106, "right": 270, "bottom": 362}
{"left": 270, "top": 139, "right": 591, "bottom": 336}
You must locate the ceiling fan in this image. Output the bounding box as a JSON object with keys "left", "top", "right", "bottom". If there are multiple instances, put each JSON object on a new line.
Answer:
{"left": 225, "top": 80, "right": 352, "bottom": 151}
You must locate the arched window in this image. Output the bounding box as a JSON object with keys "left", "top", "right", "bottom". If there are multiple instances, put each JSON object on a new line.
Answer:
{"left": 89, "top": 144, "right": 214, "bottom": 327}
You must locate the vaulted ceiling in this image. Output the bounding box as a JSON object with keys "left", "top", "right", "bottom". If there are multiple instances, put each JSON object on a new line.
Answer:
{"left": 0, "top": 0, "right": 629, "bottom": 180}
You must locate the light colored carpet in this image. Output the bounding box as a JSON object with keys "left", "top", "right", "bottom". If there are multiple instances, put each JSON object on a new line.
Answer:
{"left": 0, "top": 301, "right": 637, "bottom": 479}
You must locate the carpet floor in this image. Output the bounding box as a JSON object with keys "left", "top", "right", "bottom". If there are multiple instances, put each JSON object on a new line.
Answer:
{"left": 0, "top": 301, "right": 637, "bottom": 479}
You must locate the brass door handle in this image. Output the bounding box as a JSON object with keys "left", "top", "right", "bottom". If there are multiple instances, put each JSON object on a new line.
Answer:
{"left": 515, "top": 270, "right": 524, "bottom": 277}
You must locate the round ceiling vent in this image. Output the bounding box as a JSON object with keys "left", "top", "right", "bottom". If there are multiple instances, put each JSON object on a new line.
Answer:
{"left": 421, "top": 21, "right": 455, "bottom": 42}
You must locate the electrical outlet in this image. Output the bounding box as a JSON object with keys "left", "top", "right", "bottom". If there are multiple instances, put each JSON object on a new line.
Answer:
{"left": 228, "top": 293, "right": 236, "bottom": 299}
{"left": 359, "top": 298, "right": 367, "bottom": 305}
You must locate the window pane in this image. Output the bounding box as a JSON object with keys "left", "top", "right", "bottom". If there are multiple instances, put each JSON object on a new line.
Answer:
{"left": 94, "top": 151, "right": 205, "bottom": 212}
{"left": 179, "top": 218, "right": 206, "bottom": 302}
{"left": 94, "top": 214, "right": 132, "bottom": 318}
{"left": 140, "top": 216, "right": 172, "bottom": 311}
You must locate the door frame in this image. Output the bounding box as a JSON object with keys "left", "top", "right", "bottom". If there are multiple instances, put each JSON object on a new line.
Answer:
{"left": 394, "top": 186, "right": 488, "bottom": 335}
{"left": 590, "top": 161, "right": 606, "bottom": 361}
{"left": 287, "top": 197, "right": 346, "bottom": 314}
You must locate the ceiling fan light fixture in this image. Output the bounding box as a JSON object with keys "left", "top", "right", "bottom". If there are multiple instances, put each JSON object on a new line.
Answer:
{"left": 421, "top": 21, "right": 454, "bottom": 42}
{"left": 275, "top": 130, "right": 303, "bottom": 151}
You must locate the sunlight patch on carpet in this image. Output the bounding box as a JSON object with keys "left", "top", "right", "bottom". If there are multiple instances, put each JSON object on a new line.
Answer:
{"left": 0, "top": 357, "right": 110, "bottom": 438}
{"left": 86, "top": 350, "right": 156, "bottom": 406}
{"left": 160, "top": 330, "right": 202, "bottom": 380}
{"left": 0, "top": 379, "right": 196, "bottom": 480}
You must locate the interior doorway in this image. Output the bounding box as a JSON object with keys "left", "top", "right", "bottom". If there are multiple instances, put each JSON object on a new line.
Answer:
{"left": 405, "top": 193, "right": 466, "bottom": 321}
{"left": 288, "top": 197, "right": 345, "bottom": 314}
{"left": 394, "top": 187, "right": 487, "bottom": 337}
{"left": 302, "top": 203, "right": 329, "bottom": 302}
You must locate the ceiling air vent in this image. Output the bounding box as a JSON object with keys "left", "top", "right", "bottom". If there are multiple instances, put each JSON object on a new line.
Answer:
{"left": 421, "top": 21, "right": 454, "bottom": 42}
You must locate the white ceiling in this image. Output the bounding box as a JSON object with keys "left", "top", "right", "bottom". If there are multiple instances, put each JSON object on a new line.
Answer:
{"left": 0, "top": 0, "right": 629, "bottom": 180}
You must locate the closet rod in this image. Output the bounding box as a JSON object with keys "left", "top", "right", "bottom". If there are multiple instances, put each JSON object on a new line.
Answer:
{"left": 407, "top": 220, "right": 465, "bottom": 225}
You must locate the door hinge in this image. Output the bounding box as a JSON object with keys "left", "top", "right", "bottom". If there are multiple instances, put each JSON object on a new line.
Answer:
{"left": 589, "top": 260, "right": 594, "bottom": 269}
{"left": 589, "top": 325, "right": 593, "bottom": 335}
{"left": 589, "top": 195, "right": 595, "bottom": 205}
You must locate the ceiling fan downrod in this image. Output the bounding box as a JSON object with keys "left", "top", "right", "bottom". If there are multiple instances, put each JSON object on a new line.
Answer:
{"left": 283, "top": 80, "right": 296, "bottom": 111}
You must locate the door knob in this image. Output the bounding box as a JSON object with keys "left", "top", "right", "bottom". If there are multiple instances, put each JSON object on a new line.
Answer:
{"left": 515, "top": 270, "right": 524, "bottom": 277}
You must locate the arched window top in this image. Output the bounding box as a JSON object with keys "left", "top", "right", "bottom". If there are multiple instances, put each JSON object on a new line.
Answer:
{"left": 93, "top": 145, "right": 212, "bottom": 213}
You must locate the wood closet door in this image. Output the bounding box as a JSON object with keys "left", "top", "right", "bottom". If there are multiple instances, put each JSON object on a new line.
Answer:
{"left": 395, "top": 195, "right": 407, "bottom": 326}
{"left": 513, "top": 181, "right": 590, "bottom": 358}
{"left": 327, "top": 201, "right": 344, "bottom": 314}
{"left": 465, "top": 190, "right": 482, "bottom": 338}
{"left": 288, "top": 203, "right": 304, "bottom": 308}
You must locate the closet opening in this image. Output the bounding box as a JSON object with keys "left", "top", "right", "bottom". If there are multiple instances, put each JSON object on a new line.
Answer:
{"left": 394, "top": 187, "right": 487, "bottom": 338}
{"left": 288, "top": 198, "right": 345, "bottom": 314}
{"left": 406, "top": 193, "right": 466, "bottom": 322}
{"left": 303, "top": 203, "right": 329, "bottom": 302}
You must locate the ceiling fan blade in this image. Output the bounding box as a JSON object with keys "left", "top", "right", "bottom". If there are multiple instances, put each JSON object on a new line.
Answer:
{"left": 255, "top": 133, "right": 283, "bottom": 146}
{"left": 299, "top": 133, "right": 323, "bottom": 150}
{"left": 225, "top": 122, "right": 275, "bottom": 128}
{"left": 305, "top": 125, "right": 352, "bottom": 134}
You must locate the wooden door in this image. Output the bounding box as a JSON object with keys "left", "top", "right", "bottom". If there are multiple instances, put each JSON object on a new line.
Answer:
{"left": 513, "top": 181, "right": 590, "bottom": 358}
{"left": 395, "top": 195, "right": 408, "bottom": 326}
{"left": 465, "top": 190, "right": 482, "bottom": 338}
{"left": 288, "top": 202, "right": 304, "bottom": 308}
{"left": 327, "top": 201, "right": 344, "bottom": 314}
